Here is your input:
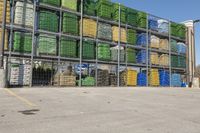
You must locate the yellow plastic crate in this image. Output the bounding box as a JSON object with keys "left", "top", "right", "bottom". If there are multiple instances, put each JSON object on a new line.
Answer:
{"left": 149, "top": 69, "right": 160, "bottom": 86}
{"left": 150, "top": 35, "right": 159, "bottom": 49}
{"left": 125, "top": 69, "right": 137, "bottom": 86}
{"left": 159, "top": 39, "right": 169, "bottom": 50}
{"left": 112, "top": 26, "right": 127, "bottom": 43}
{"left": 150, "top": 52, "right": 159, "bottom": 65}
{"left": 159, "top": 54, "right": 169, "bottom": 66}
{"left": 82, "top": 18, "right": 97, "bottom": 38}
{"left": 0, "top": 1, "right": 10, "bottom": 23}
{"left": 0, "top": 28, "right": 8, "bottom": 50}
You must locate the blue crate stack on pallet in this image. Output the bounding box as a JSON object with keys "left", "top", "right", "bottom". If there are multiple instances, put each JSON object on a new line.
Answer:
{"left": 177, "top": 42, "right": 186, "bottom": 54}
{"left": 148, "top": 16, "right": 158, "bottom": 31}
{"left": 159, "top": 70, "right": 169, "bottom": 87}
{"left": 137, "top": 72, "right": 147, "bottom": 86}
{"left": 137, "top": 33, "right": 147, "bottom": 46}
{"left": 136, "top": 50, "right": 146, "bottom": 64}
{"left": 171, "top": 73, "right": 182, "bottom": 87}
{"left": 158, "top": 19, "right": 169, "bottom": 34}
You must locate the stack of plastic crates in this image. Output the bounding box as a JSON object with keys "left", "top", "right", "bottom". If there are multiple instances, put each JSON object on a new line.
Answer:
{"left": 112, "top": 3, "right": 126, "bottom": 23}
{"left": 110, "top": 46, "right": 125, "bottom": 62}
{"left": 159, "top": 54, "right": 169, "bottom": 66}
{"left": 82, "top": 0, "right": 96, "bottom": 16}
{"left": 150, "top": 35, "right": 159, "bottom": 49}
{"left": 119, "top": 70, "right": 126, "bottom": 86}
{"left": 14, "top": 1, "right": 33, "bottom": 27}
{"left": 109, "top": 73, "right": 117, "bottom": 86}
{"left": 178, "top": 56, "right": 186, "bottom": 68}
{"left": 81, "top": 77, "right": 95, "bottom": 86}
{"left": 171, "top": 55, "right": 178, "bottom": 67}
{"left": 126, "top": 8, "right": 137, "bottom": 26}
{"left": 171, "top": 73, "right": 182, "bottom": 87}
{"left": 13, "top": 32, "right": 32, "bottom": 53}
{"left": 171, "top": 39, "right": 178, "bottom": 52}
{"left": 40, "top": 0, "right": 60, "bottom": 6}
{"left": 79, "top": 40, "right": 96, "bottom": 59}
{"left": 177, "top": 42, "right": 186, "bottom": 54}
{"left": 150, "top": 52, "right": 159, "bottom": 65}
{"left": 126, "top": 48, "right": 136, "bottom": 63}
{"left": 82, "top": 18, "right": 97, "bottom": 38}
{"left": 126, "top": 69, "right": 137, "bottom": 86}
{"left": 159, "top": 70, "right": 169, "bottom": 87}
{"left": 62, "top": 13, "right": 79, "bottom": 35}
{"left": 149, "top": 69, "right": 160, "bottom": 86}
{"left": 127, "top": 29, "right": 137, "bottom": 45}
{"left": 148, "top": 16, "right": 158, "bottom": 31}
{"left": 96, "top": 0, "right": 112, "bottom": 19}
{"left": 60, "top": 38, "right": 77, "bottom": 58}
{"left": 98, "top": 43, "right": 111, "bottom": 61}
{"left": 91, "top": 69, "right": 109, "bottom": 86}
{"left": 137, "top": 50, "right": 146, "bottom": 64}
{"left": 0, "top": 28, "right": 9, "bottom": 51}
{"left": 38, "top": 34, "right": 57, "bottom": 55}
{"left": 0, "top": 0, "right": 10, "bottom": 23}
{"left": 112, "top": 26, "right": 127, "bottom": 43}
{"left": 39, "top": 10, "right": 58, "bottom": 32}
{"left": 61, "top": 0, "right": 77, "bottom": 11}
{"left": 159, "top": 39, "right": 169, "bottom": 51}
{"left": 137, "top": 72, "right": 147, "bottom": 86}
{"left": 177, "top": 24, "right": 186, "bottom": 39}
{"left": 158, "top": 19, "right": 169, "bottom": 34}
{"left": 137, "top": 33, "right": 147, "bottom": 46}
{"left": 171, "top": 22, "right": 179, "bottom": 37}
{"left": 97, "top": 22, "right": 112, "bottom": 40}
{"left": 137, "top": 12, "right": 147, "bottom": 28}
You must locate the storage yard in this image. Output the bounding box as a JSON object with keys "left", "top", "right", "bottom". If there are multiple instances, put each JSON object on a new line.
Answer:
{"left": 0, "top": 0, "right": 190, "bottom": 88}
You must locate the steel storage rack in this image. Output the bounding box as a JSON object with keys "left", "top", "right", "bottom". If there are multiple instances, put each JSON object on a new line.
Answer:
{"left": 0, "top": 0, "right": 188, "bottom": 87}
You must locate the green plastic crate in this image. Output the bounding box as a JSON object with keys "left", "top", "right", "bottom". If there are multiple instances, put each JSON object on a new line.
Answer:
{"left": 127, "top": 29, "right": 136, "bottom": 45}
{"left": 126, "top": 48, "right": 136, "bottom": 63}
{"left": 171, "top": 39, "right": 177, "bottom": 52}
{"left": 171, "top": 22, "right": 178, "bottom": 37}
{"left": 96, "top": 0, "right": 112, "bottom": 19}
{"left": 82, "top": 0, "right": 96, "bottom": 16}
{"left": 177, "top": 24, "right": 186, "bottom": 39}
{"left": 60, "top": 38, "right": 77, "bottom": 58}
{"left": 61, "top": 0, "right": 77, "bottom": 11}
{"left": 97, "top": 22, "right": 112, "bottom": 40}
{"left": 40, "top": 0, "right": 61, "bottom": 6}
{"left": 62, "top": 13, "right": 79, "bottom": 35}
{"left": 110, "top": 47, "right": 125, "bottom": 62}
{"left": 126, "top": 8, "right": 137, "bottom": 26}
{"left": 137, "top": 12, "right": 147, "bottom": 28}
{"left": 78, "top": 41, "right": 96, "bottom": 59}
{"left": 171, "top": 55, "right": 178, "bottom": 67}
{"left": 13, "top": 32, "right": 32, "bottom": 53}
{"left": 112, "top": 3, "right": 126, "bottom": 23}
{"left": 98, "top": 43, "right": 111, "bottom": 61}
{"left": 178, "top": 56, "right": 186, "bottom": 68}
{"left": 81, "top": 77, "right": 96, "bottom": 86}
{"left": 39, "top": 10, "right": 58, "bottom": 32}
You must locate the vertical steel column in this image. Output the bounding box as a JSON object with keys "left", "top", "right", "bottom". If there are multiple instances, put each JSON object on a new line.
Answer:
{"left": 29, "top": 0, "right": 37, "bottom": 87}
{"left": 79, "top": 0, "right": 83, "bottom": 87}
{"left": 58, "top": 6, "right": 62, "bottom": 79}
{"left": 95, "top": 17, "right": 99, "bottom": 87}
{"left": 125, "top": 24, "right": 128, "bottom": 87}
{"left": 169, "top": 21, "right": 172, "bottom": 87}
{"left": 117, "top": 3, "right": 121, "bottom": 87}
{"left": 0, "top": 0, "right": 7, "bottom": 68}
{"left": 146, "top": 13, "right": 149, "bottom": 87}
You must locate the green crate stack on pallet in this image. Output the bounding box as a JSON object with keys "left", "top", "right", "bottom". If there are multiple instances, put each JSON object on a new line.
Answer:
{"left": 126, "top": 8, "right": 137, "bottom": 26}
{"left": 171, "top": 55, "right": 178, "bottom": 67}
{"left": 170, "top": 22, "right": 178, "bottom": 37}
{"left": 98, "top": 43, "right": 111, "bottom": 61}
{"left": 61, "top": 0, "right": 77, "bottom": 11}
{"left": 97, "top": 22, "right": 112, "bottom": 40}
{"left": 126, "top": 48, "right": 136, "bottom": 63}
{"left": 177, "top": 24, "right": 186, "bottom": 39}
{"left": 62, "top": 13, "right": 79, "bottom": 35}
{"left": 96, "top": 0, "right": 112, "bottom": 19}
{"left": 39, "top": 10, "right": 58, "bottom": 32}
{"left": 40, "top": 0, "right": 61, "bottom": 6}
{"left": 110, "top": 46, "right": 125, "bottom": 62}
{"left": 137, "top": 11, "right": 147, "bottom": 28}
{"left": 81, "top": 77, "right": 96, "bottom": 86}
{"left": 60, "top": 38, "right": 77, "bottom": 58}
{"left": 127, "top": 29, "right": 137, "bottom": 45}
{"left": 171, "top": 39, "right": 177, "bottom": 52}
{"left": 78, "top": 41, "right": 96, "bottom": 59}
{"left": 178, "top": 56, "right": 186, "bottom": 68}
{"left": 38, "top": 34, "right": 57, "bottom": 55}
{"left": 13, "top": 32, "right": 32, "bottom": 53}
{"left": 82, "top": 0, "right": 96, "bottom": 16}
{"left": 112, "top": 3, "right": 126, "bottom": 23}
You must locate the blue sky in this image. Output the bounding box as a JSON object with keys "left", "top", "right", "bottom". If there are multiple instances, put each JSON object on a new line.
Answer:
{"left": 112, "top": 0, "right": 200, "bottom": 65}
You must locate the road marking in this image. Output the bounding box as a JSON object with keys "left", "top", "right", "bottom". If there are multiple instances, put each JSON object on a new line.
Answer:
{"left": 4, "top": 88, "right": 37, "bottom": 107}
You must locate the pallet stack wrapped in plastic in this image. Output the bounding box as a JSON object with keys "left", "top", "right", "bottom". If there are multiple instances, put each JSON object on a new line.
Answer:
{"left": 159, "top": 54, "right": 169, "bottom": 66}
{"left": 177, "top": 42, "right": 186, "bottom": 54}
{"left": 60, "top": 38, "right": 77, "bottom": 58}
{"left": 82, "top": 0, "right": 96, "bottom": 16}
{"left": 40, "top": 0, "right": 60, "bottom": 6}
{"left": 159, "top": 70, "right": 169, "bottom": 87}
{"left": 171, "top": 73, "right": 182, "bottom": 87}
{"left": 150, "top": 52, "right": 159, "bottom": 65}
{"left": 38, "top": 34, "right": 57, "bottom": 55}
{"left": 137, "top": 33, "right": 147, "bottom": 46}
{"left": 148, "top": 16, "right": 158, "bottom": 31}
{"left": 137, "top": 72, "right": 147, "bottom": 86}
{"left": 126, "top": 69, "right": 137, "bottom": 86}
{"left": 158, "top": 19, "right": 169, "bottom": 33}
{"left": 112, "top": 26, "right": 127, "bottom": 43}
{"left": 127, "top": 29, "right": 137, "bottom": 45}
{"left": 171, "top": 39, "right": 178, "bottom": 52}
{"left": 62, "top": 13, "right": 79, "bottom": 35}
{"left": 126, "top": 48, "right": 136, "bottom": 63}
{"left": 137, "top": 12, "right": 147, "bottom": 28}
{"left": 136, "top": 50, "right": 146, "bottom": 64}
{"left": 159, "top": 39, "right": 169, "bottom": 51}
{"left": 91, "top": 69, "right": 109, "bottom": 86}
{"left": 97, "top": 22, "right": 112, "bottom": 40}
{"left": 0, "top": 28, "right": 8, "bottom": 50}
{"left": 81, "top": 77, "right": 95, "bottom": 86}
{"left": 126, "top": 8, "right": 137, "bottom": 26}
{"left": 0, "top": 0, "right": 10, "bottom": 23}
{"left": 96, "top": 0, "right": 112, "bottom": 19}
{"left": 79, "top": 40, "right": 96, "bottom": 59}
{"left": 82, "top": 18, "right": 97, "bottom": 38}
{"left": 178, "top": 56, "right": 186, "bottom": 68}
{"left": 109, "top": 73, "right": 117, "bottom": 86}
{"left": 150, "top": 35, "right": 160, "bottom": 49}
{"left": 110, "top": 46, "right": 125, "bottom": 62}
{"left": 13, "top": 32, "right": 32, "bottom": 53}
{"left": 171, "top": 55, "right": 178, "bottom": 67}
{"left": 14, "top": 1, "right": 33, "bottom": 27}
{"left": 39, "top": 10, "right": 58, "bottom": 32}
{"left": 98, "top": 43, "right": 111, "bottom": 61}
{"left": 113, "top": 3, "right": 126, "bottom": 23}
{"left": 61, "top": 0, "right": 77, "bottom": 11}
{"left": 149, "top": 69, "right": 160, "bottom": 86}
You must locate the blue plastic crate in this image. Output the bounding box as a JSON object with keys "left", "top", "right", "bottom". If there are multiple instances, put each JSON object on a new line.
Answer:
{"left": 158, "top": 19, "right": 169, "bottom": 33}
{"left": 177, "top": 42, "right": 186, "bottom": 54}
{"left": 159, "top": 70, "right": 169, "bottom": 87}
{"left": 137, "top": 33, "right": 147, "bottom": 46}
{"left": 136, "top": 50, "right": 146, "bottom": 64}
{"left": 137, "top": 72, "right": 147, "bottom": 86}
{"left": 149, "top": 19, "right": 158, "bottom": 31}
{"left": 171, "top": 73, "right": 182, "bottom": 87}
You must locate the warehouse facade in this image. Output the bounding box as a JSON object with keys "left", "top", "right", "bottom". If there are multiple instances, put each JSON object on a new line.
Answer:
{"left": 0, "top": 0, "right": 189, "bottom": 88}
